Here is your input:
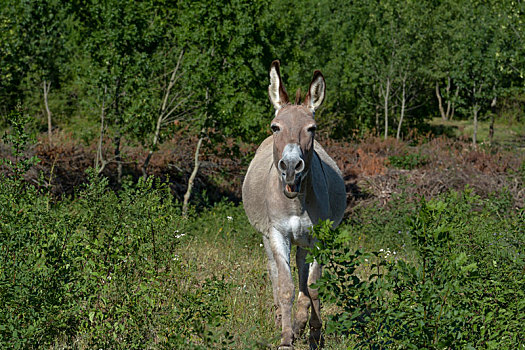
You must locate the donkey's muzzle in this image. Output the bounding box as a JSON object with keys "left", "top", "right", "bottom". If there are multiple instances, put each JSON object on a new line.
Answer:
{"left": 278, "top": 158, "right": 304, "bottom": 199}
{"left": 278, "top": 158, "right": 305, "bottom": 183}
{"left": 279, "top": 143, "right": 306, "bottom": 199}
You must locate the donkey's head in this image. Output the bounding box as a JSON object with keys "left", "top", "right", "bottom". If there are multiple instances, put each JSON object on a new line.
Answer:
{"left": 268, "top": 60, "right": 326, "bottom": 199}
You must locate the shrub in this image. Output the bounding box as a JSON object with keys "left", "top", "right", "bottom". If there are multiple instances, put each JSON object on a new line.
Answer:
{"left": 309, "top": 190, "right": 524, "bottom": 349}
{"left": 0, "top": 116, "right": 235, "bottom": 348}
{"left": 388, "top": 152, "right": 428, "bottom": 170}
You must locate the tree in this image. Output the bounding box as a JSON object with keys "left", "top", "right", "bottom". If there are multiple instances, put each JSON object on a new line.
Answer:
{"left": 0, "top": 0, "right": 74, "bottom": 141}
{"left": 141, "top": 49, "right": 198, "bottom": 178}
{"left": 74, "top": 0, "right": 164, "bottom": 181}
{"left": 453, "top": 2, "right": 505, "bottom": 145}
{"left": 348, "top": 0, "right": 430, "bottom": 139}
{"left": 428, "top": 0, "right": 463, "bottom": 122}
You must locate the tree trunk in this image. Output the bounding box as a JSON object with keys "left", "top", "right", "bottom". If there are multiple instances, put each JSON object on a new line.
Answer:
{"left": 43, "top": 80, "right": 52, "bottom": 144}
{"left": 182, "top": 133, "right": 204, "bottom": 217}
{"left": 396, "top": 75, "right": 406, "bottom": 140}
{"left": 182, "top": 85, "right": 208, "bottom": 217}
{"left": 472, "top": 84, "right": 482, "bottom": 146}
{"left": 436, "top": 81, "right": 446, "bottom": 120}
{"left": 436, "top": 77, "right": 456, "bottom": 121}
{"left": 141, "top": 116, "right": 162, "bottom": 179}
{"left": 489, "top": 96, "right": 497, "bottom": 143}
{"left": 114, "top": 79, "right": 122, "bottom": 184}
{"left": 473, "top": 105, "right": 479, "bottom": 146}
{"left": 375, "top": 103, "right": 380, "bottom": 136}
{"left": 383, "top": 77, "right": 390, "bottom": 140}
{"left": 114, "top": 132, "right": 122, "bottom": 183}
{"left": 445, "top": 76, "right": 452, "bottom": 118}
{"left": 96, "top": 85, "right": 107, "bottom": 173}
{"left": 449, "top": 86, "right": 459, "bottom": 120}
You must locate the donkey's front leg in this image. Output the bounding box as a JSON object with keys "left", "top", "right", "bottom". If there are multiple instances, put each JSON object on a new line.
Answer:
{"left": 307, "top": 259, "right": 323, "bottom": 350}
{"left": 293, "top": 247, "right": 311, "bottom": 340}
{"left": 269, "top": 227, "right": 294, "bottom": 349}
{"left": 262, "top": 235, "right": 281, "bottom": 328}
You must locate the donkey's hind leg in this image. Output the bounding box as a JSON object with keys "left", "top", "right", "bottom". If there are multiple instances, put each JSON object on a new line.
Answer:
{"left": 293, "top": 247, "right": 311, "bottom": 340}
{"left": 262, "top": 235, "right": 281, "bottom": 328}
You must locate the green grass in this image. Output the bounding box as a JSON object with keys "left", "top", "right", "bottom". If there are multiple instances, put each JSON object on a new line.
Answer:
{"left": 429, "top": 117, "right": 525, "bottom": 148}
{"left": 176, "top": 204, "right": 358, "bottom": 350}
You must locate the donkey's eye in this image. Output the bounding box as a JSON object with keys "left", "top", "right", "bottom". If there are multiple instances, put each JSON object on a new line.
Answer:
{"left": 307, "top": 125, "right": 317, "bottom": 133}
{"left": 271, "top": 124, "right": 280, "bottom": 133}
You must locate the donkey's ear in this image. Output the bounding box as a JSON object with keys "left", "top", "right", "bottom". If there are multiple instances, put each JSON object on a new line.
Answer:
{"left": 268, "top": 60, "right": 289, "bottom": 111}
{"left": 303, "top": 70, "right": 325, "bottom": 113}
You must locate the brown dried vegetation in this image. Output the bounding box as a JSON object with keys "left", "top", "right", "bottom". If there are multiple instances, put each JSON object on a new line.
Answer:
{"left": 2, "top": 131, "right": 524, "bottom": 210}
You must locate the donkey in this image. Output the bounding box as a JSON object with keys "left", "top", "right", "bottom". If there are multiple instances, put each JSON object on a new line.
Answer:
{"left": 242, "top": 61, "right": 346, "bottom": 350}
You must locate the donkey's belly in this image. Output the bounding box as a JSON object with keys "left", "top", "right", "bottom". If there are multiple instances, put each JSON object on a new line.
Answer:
{"left": 275, "top": 215, "right": 313, "bottom": 248}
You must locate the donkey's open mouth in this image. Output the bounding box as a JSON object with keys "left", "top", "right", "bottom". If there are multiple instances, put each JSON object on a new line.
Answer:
{"left": 283, "top": 176, "right": 302, "bottom": 198}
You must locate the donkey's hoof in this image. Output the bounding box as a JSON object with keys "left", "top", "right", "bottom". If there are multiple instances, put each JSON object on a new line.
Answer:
{"left": 308, "top": 333, "right": 324, "bottom": 350}
{"left": 278, "top": 346, "right": 293, "bottom": 350}
{"left": 292, "top": 321, "right": 307, "bottom": 340}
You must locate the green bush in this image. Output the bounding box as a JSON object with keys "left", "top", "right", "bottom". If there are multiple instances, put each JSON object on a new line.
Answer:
{"left": 309, "top": 190, "right": 524, "bottom": 349}
{"left": 388, "top": 152, "right": 428, "bottom": 170}
{"left": 0, "top": 117, "right": 235, "bottom": 348}
{"left": 0, "top": 168, "right": 238, "bottom": 349}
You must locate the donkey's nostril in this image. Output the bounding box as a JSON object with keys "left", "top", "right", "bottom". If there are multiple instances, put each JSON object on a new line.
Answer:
{"left": 295, "top": 159, "right": 305, "bottom": 173}
{"left": 278, "top": 159, "right": 287, "bottom": 172}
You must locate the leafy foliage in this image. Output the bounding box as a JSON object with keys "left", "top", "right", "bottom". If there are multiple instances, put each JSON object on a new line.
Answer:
{"left": 0, "top": 125, "right": 237, "bottom": 348}
{"left": 1, "top": 0, "right": 523, "bottom": 143}
{"left": 1, "top": 105, "right": 40, "bottom": 178}
{"left": 309, "top": 190, "right": 524, "bottom": 349}
{"left": 388, "top": 152, "right": 428, "bottom": 170}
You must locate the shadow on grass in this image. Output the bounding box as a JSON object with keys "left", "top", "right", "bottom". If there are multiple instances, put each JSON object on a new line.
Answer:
{"left": 424, "top": 123, "right": 458, "bottom": 139}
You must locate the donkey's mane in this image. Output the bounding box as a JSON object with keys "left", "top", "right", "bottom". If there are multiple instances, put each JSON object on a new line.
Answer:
{"left": 294, "top": 88, "right": 302, "bottom": 105}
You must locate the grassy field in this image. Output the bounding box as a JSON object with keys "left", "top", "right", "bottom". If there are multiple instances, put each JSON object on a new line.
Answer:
{"left": 428, "top": 117, "right": 525, "bottom": 148}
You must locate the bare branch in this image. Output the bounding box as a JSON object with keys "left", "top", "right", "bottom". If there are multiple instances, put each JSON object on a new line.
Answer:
{"left": 161, "top": 92, "right": 195, "bottom": 123}
{"left": 182, "top": 133, "right": 204, "bottom": 217}
{"left": 43, "top": 80, "right": 52, "bottom": 145}
{"left": 96, "top": 85, "right": 108, "bottom": 174}
{"left": 160, "top": 49, "right": 184, "bottom": 116}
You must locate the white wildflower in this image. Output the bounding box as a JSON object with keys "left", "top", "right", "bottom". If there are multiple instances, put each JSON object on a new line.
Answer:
{"left": 227, "top": 216, "right": 233, "bottom": 221}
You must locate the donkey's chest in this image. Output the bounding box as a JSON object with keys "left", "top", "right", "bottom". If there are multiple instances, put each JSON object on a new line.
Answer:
{"left": 275, "top": 214, "right": 313, "bottom": 247}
